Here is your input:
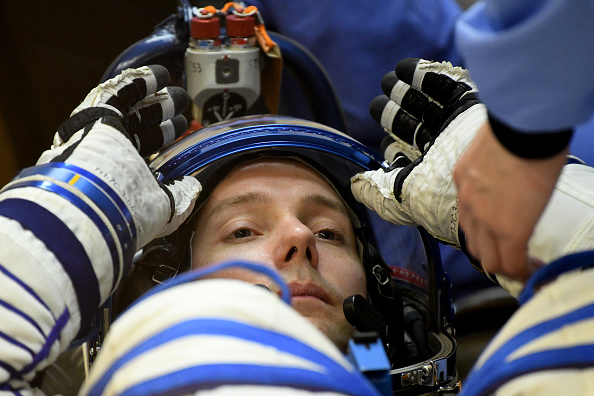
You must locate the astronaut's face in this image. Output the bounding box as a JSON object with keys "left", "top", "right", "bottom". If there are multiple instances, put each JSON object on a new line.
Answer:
{"left": 191, "top": 159, "right": 367, "bottom": 351}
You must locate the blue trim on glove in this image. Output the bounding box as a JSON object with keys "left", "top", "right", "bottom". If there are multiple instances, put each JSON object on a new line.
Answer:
{"left": 14, "top": 162, "right": 136, "bottom": 240}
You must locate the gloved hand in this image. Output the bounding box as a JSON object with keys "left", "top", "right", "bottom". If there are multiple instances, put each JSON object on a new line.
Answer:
{"left": 351, "top": 58, "right": 486, "bottom": 247}
{"left": 351, "top": 58, "right": 594, "bottom": 295}
{"left": 35, "top": 65, "right": 202, "bottom": 251}
{"left": 0, "top": 66, "right": 202, "bottom": 391}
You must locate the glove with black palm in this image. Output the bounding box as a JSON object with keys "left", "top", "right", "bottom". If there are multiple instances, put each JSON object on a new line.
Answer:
{"left": 33, "top": 65, "right": 201, "bottom": 251}
{"left": 0, "top": 66, "right": 202, "bottom": 384}
{"left": 351, "top": 58, "right": 486, "bottom": 247}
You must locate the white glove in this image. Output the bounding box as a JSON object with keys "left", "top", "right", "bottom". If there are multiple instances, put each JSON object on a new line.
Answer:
{"left": 351, "top": 58, "right": 594, "bottom": 297}
{"left": 351, "top": 58, "right": 485, "bottom": 247}
{"left": 34, "top": 65, "right": 201, "bottom": 251}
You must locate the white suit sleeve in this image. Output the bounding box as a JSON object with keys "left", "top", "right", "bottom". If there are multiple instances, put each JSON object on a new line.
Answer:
{"left": 80, "top": 276, "right": 380, "bottom": 396}
{"left": 0, "top": 167, "right": 130, "bottom": 395}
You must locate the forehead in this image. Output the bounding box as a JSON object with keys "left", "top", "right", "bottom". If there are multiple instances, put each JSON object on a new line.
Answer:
{"left": 206, "top": 158, "right": 345, "bottom": 206}
{"left": 191, "top": 158, "right": 363, "bottom": 234}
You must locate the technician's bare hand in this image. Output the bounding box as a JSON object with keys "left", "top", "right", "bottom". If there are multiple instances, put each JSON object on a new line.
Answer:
{"left": 454, "top": 122, "right": 567, "bottom": 282}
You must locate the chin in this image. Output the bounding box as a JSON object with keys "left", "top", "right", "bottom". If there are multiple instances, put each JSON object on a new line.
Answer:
{"left": 298, "top": 310, "right": 355, "bottom": 353}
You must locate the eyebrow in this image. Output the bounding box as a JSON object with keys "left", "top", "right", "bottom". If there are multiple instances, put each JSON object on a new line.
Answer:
{"left": 205, "top": 191, "right": 271, "bottom": 220}
{"left": 204, "top": 191, "right": 350, "bottom": 222}
{"left": 304, "top": 194, "right": 350, "bottom": 216}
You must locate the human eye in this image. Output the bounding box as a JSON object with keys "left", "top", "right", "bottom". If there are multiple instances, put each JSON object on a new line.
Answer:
{"left": 233, "top": 228, "right": 252, "bottom": 239}
{"left": 315, "top": 229, "right": 337, "bottom": 241}
{"left": 223, "top": 221, "right": 261, "bottom": 242}
{"left": 309, "top": 217, "right": 352, "bottom": 245}
{"left": 314, "top": 224, "right": 348, "bottom": 243}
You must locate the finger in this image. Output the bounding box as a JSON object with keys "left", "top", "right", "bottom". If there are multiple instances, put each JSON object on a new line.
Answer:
{"left": 470, "top": 222, "right": 503, "bottom": 278}
{"left": 156, "top": 176, "right": 202, "bottom": 239}
{"left": 135, "top": 115, "right": 188, "bottom": 157}
{"left": 380, "top": 135, "right": 400, "bottom": 163}
{"left": 126, "top": 86, "right": 191, "bottom": 134}
{"left": 381, "top": 71, "right": 428, "bottom": 122}
{"left": 369, "top": 95, "right": 416, "bottom": 145}
{"left": 497, "top": 239, "right": 533, "bottom": 283}
{"left": 379, "top": 135, "right": 415, "bottom": 168}
{"left": 395, "top": 58, "right": 475, "bottom": 107}
{"left": 458, "top": 210, "right": 500, "bottom": 280}
{"left": 461, "top": 203, "right": 534, "bottom": 283}
{"left": 457, "top": 183, "right": 478, "bottom": 253}
{"left": 387, "top": 152, "right": 413, "bottom": 169}
{"left": 369, "top": 95, "right": 433, "bottom": 155}
{"left": 58, "top": 66, "right": 172, "bottom": 143}
{"left": 380, "top": 71, "right": 444, "bottom": 143}
{"left": 102, "top": 65, "right": 171, "bottom": 116}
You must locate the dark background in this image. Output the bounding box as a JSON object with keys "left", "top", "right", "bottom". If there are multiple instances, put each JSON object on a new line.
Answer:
{"left": 0, "top": 1, "right": 182, "bottom": 184}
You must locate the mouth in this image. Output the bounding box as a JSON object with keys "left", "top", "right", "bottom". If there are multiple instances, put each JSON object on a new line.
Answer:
{"left": 288, "top": 282, "right": 333, "bottom": 305}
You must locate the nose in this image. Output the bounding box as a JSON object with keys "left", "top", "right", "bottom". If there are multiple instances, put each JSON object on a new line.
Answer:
{"left": 273, "top": 216, "right": 319, "bottom": 269}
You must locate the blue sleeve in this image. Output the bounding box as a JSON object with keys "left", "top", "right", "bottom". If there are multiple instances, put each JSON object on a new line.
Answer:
{"left": 456, "top": 0, "right": 594, "bottom": 132}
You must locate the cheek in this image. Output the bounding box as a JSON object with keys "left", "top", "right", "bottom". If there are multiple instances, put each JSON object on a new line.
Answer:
{"left": 343, "top": 266, "right": 367, "bottom": 298}
{"left": 320, "top": 255, "right": 367, "bottom": 298}
{"left": 191, "top": 240, "right": 271, "bottom": 270}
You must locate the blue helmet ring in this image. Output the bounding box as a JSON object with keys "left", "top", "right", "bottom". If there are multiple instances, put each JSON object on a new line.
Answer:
{"left": 150, "top": 115, "right": 385, "bottom": 203}
{"left": 144, "top": 115, "right": 458, "bottom": 395}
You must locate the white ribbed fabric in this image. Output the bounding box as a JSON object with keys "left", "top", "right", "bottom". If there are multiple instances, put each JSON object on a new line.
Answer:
{"left": 463, "top": 264, "right": 594, "bottom": 395}
{"left": 80, "top": 278, "right": 379, "bottom": 396}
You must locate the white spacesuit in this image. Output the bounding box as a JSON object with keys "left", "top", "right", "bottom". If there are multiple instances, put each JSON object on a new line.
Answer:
{"left": 1, "top": 58, "right": 594, "bottom": 396}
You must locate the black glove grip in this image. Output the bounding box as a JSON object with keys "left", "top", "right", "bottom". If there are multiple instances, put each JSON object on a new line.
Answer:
{"left": 57, "top": 107, "right": 121, "bottom": 142}
{"left": 387, "top": 156, "right": 419, "bottom": 203}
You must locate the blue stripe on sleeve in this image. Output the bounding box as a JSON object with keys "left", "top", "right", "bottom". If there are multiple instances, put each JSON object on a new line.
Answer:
{"left": 0, "top": 309, "right": 71, "bottom": 380}
{"left": 0, "top": 263, "right": 53, "bottom": 339}
{"left": 86, "top": 318, "right": 379, "bottom": 396}
{"left": 122, "top": 364, "right": 380, "bottom": 396}
{"left": 0, "top": 264, "right": 72, "bottom": 381}
{"left": 22, "top": 308, "right": 71, "bottom": 376}
{"left": 463, "top": 301, "right": 594, "bottom": 396}
{"left": 13, "top": 163, "right": 135, "bottom": 240}
{"left": 2, "top": 179, "right": 123, "bottom": 291}
{"left": 0, "top": 198, "right": 99, "bottom": 337}
{"left": 0, "top": 300, "right": 44, "bottom": 348}
{"left": 0, "top": 264, "right": 53, "bottom": 315}
{"left": 130, "top": 261, "right": 292, "bottom": 309}
{"left": 0, "top": 331, "right": 34, "bottom": 358}
{"left": 0, "top": 374, "right": 23, "bottom": 392}
{"left": 5, "top": 162, "right": 141, "bottom": 284}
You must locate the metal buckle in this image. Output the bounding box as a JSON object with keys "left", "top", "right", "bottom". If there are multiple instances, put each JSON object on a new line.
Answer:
{"left": 152, "top": 264, "right": 179, "bottom": 284}
{"left": 393, "top": 332, "right": 458, "bottom": 393}
{"left": 373, "top": 264, "right": 390, "bottom": 286}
